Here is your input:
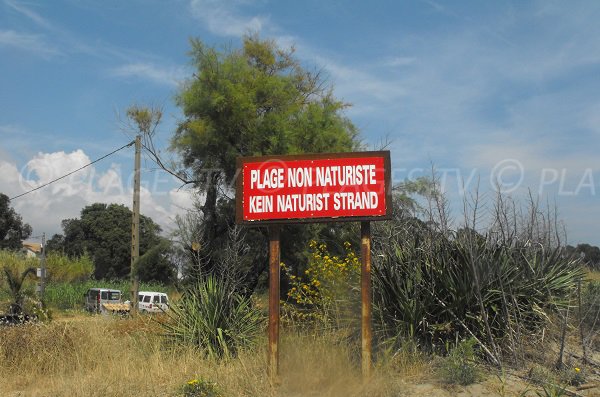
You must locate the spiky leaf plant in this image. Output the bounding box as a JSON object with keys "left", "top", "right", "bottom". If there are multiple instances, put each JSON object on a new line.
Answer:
{"left": 158, "top": 275, "right": 264, "bottom": 358}
{"left": 372, "top": 220, "right": 584, "bottom": 355}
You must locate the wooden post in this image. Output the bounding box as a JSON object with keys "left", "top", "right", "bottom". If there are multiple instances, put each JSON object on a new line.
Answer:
{"left": 40, "top": 232, "right": 46, "bottom": 300}
{"left": 130, "top": 135, "right": 141, "bottom": 314}
{"left": 361, "top": 221, "right": 372, "bottom": 378}
{"left": 268, "top": 225, "right": 281, "bottom": 380}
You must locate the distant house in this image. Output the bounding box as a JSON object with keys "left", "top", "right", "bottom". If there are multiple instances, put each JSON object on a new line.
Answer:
{"left": 22, "top": 242, "right": 42, "bottom": 258}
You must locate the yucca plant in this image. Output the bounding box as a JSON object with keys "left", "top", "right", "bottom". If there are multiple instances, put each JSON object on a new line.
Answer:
{"left": 158, "top": 275, "right": 264, "bottom": 358}
{"left": 2, "top": 266, "right": 36, "bottom": 314}
{"left": 0, "top": 250, "right": 39, "bottom": 314}
{"left": 372, "top": 217, "right": 583, "bottom": 358}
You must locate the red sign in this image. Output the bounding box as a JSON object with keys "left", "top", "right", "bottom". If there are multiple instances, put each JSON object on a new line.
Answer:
{"left": 236, "top": 151, "right": 391, "bottom": 223}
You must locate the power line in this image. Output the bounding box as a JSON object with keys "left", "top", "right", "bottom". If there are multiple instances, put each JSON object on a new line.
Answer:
{"left": 9, "top": 140, "right": 136, "bottom": 201}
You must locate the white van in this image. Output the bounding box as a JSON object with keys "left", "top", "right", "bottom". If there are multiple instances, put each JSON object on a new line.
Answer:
{"left": 84, "top": 288, "right": 124, "bottom": 313}
{"left": 138, "top": 291, "right": 169, "bottom": 313}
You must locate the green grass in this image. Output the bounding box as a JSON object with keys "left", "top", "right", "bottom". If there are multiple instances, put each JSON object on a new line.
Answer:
{"left": 440, "top": 338, "right": 479, "bottom": 385}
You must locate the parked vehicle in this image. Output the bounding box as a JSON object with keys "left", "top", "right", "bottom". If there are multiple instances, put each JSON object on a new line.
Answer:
{"left": 138, "top": 291, "right": 169, "bottom": 313}
{"left": 84, "top": 288, "right": 130, "bottom": 314}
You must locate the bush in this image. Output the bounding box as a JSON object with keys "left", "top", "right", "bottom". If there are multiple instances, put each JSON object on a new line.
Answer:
{"left": 558, "top": 366, "right": 586, "bottom": 387}
{"left": 282, "top": 240, "right": 359, "bottom": 328}
{"left": 372, "top": 220, "right": 584, "bottom": 353}
{"left": 0, "top": 250, "right": 39, "bottom": 314}
{"left": 158, "top": 275, "right": 264, "bottom": 358}
{"left": 181, "top": 378, "right": 223, "bottom": 397}
{"left": 45, "top": 252, "right": 94, "bottom": 282}
{"left": 581, "top": 280, "right": 600, "bottom": 328}
{"left": 440, "top": 338, "right": 479, "bottom": 385}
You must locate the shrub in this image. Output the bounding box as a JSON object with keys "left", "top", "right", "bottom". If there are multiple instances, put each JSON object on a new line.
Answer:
{"left": 45, "top": 252, "right": 94, "bottom": 282}
{"left": 0, "top": 250, "right": 39, "bottom": 314}
{"left": 281, "top": 240, "right": 360, "bottom": 328}
{"left": 581, "top": 280, "right": 600, "bottom": 328}
{"left": 181, "top": 378, "right": 223, "bottom": 397}
{"left": 558, "top": 366, "right": 586, "bottom": 387}
{"left": 372, "top": 220, "right": 584, "bottom": 353}
{"left": 158, "top": 275, "right": 263, "bottom": 358}
{"left": 440, "top": 338, "right": 479, "bottom": 385}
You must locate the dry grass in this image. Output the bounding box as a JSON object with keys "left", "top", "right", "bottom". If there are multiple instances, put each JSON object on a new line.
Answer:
{"left": 585, "top": 269, "right": 600, "bottom": 282}
{"left": 3, "top": 313, "right": 596, "bottom": 396}
{"left": 0, "top": 314, "right": 426, "bottom": 397}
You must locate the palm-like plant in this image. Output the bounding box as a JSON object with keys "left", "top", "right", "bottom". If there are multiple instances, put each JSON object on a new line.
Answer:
{"left": 372, "top": 219, "right": 584, "bottom": 358}
{"left": 3, "top": 266, "right": 36, "bottom": 314}
{"left": 158, "top": 275, "right": 264, "bottom": 358}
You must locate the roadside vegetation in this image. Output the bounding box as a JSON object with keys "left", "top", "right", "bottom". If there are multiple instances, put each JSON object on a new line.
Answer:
{"left": 5, "top": 182, "right": 597, "bottom": 396}
{"left": 2, "top": 36, "right": 600, "bottom": 396}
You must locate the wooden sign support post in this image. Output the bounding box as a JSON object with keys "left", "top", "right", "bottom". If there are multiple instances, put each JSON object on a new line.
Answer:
{"left": 236, "top": 151, "right": 391, "bottom": 383}
{"left": 268, "top": 225, "right": 281, "bottom": 380}
{"left": 361, "top": 221, "right": 372, "bottom": 378}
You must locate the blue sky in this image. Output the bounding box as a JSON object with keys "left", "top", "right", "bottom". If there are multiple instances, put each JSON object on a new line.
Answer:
{"left": 0, "top": 0, "right": 598, "bottom": 246}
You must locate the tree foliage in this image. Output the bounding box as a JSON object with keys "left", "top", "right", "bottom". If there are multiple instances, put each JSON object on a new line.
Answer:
{"left": 0, "top": 193, "right": 32, "bottom": 251}
{"left": 169, "top": 35, "right": 361, "bottom": 286}
{"left": 566, "top": 243, "right": 600, "bottom": 270}
{"left": 173, "top": 34, "right": 359, "bottom": 184}
{"left": 47, "top": 203, "right": 175, "bottom": 282}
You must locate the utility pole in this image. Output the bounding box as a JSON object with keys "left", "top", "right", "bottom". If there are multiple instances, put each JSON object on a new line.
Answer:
{"left": 39, "top": 232, "right": 46, "bottom": 301}
{"left": 130, "top": 135, "right": 141, "bottom": 314}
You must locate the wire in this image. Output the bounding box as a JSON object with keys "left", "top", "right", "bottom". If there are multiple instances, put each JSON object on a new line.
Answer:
{"left": 9, "top": 140, "right": 136, "bottom": 201}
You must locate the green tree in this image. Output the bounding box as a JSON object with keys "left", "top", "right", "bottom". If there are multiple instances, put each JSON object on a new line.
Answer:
{"left": 47, "top": 203, "right": 175, "bottom": 282}
{"left": 135, "top": 240, "right": 176, "bottom": 283}
{"left": 566, "top": 243, "right": 600, "bottom": 270}
{"left": 169, "top": 35, "right": 360, "bottom": 284}
{"left": 0, "top": 193, "right": 32, "bottom": 251}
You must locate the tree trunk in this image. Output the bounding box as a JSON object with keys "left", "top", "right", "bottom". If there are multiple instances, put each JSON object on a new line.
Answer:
{"left": 200, "top": 172, "right": 220, "bottom": 274}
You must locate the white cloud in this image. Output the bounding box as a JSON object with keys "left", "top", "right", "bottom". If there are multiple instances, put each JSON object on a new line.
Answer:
{"left": 583, "top": 103, "right": 600, "bottom": 136}
{"left": 466, "top": 136, "right": 598, "bottom": 185}
{"left": 3, "top": 0, "right": 178, "bottom": 67}
{"left": 0, "top": 150, "right": 194, "bottom": 236}
{"left": 314, "top": 55, "right": 409, "bottom": 104}
{"left": 384, "top": 56, "right": 417, "bottom": 67}
{"left": 25, "top": 150, "right": 92, "bottom": 184}
{"left": 189, "top": 0, "right": 268, "bottom": 37}
{"left": 110, "top": 62, "right": 188, "bottom": 87}
{"left": 0, "top": 161, "right": 20, "bottom": 187}
{"left": 169, "top": 189, "right": 196, "bottom": 211}
{"left": 0, "top": 29, "right": 61, "bottom": 58}
{"left": 0, "top": 124, "right": 25, "bottom": 135}
{"left": 4, "top": 0, "right": 55, "bottom": 30}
